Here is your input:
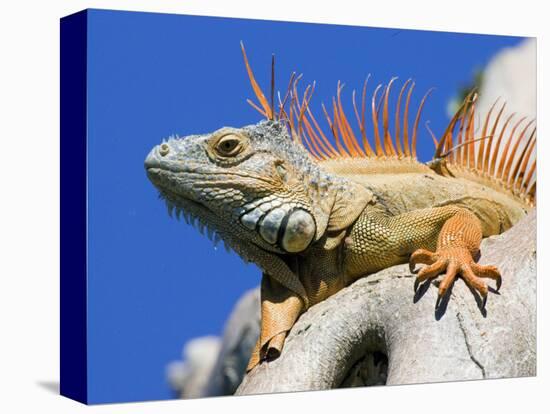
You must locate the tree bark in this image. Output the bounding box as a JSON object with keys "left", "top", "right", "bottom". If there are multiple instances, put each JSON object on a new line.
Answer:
{"left": 236, "top": 210, "right": 536, "bottom": 395}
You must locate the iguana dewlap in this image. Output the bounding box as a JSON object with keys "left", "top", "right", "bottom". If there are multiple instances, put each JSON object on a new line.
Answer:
{"left": 145, "top": 46, "right": 536, "bottom": 372}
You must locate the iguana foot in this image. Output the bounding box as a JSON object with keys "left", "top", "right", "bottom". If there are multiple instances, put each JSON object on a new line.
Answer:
{"left": 410, "top": 247, "right": 502, "bottom": 306}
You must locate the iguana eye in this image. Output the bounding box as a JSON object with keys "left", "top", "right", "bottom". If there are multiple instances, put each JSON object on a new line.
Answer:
{"left": 215, "top": 134, "right": 243, "bottom": 157}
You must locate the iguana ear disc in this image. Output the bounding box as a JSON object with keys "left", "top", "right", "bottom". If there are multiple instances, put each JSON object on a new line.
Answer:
{"left": 280, "top": 209, "right": 316, "bottom": 253}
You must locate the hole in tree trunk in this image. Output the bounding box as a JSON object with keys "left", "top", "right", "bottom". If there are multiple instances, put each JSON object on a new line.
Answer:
{"left": 339, "top": 350, "right": 388, "bottom": 388}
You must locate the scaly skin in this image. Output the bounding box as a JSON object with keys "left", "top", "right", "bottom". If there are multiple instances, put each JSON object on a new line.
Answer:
{"left": 145, "top": 118, "right": 532, "bottom": 371}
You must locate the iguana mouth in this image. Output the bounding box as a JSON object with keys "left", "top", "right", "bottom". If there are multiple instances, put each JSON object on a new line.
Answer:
{"left": 146, "top": 166, "right": 223, "bottom": 215}
{"left": 155, "top": 184, "right": 231, "bottom": 250}
{"left": 148, "top": 171, "right": 210, "bottom": 217}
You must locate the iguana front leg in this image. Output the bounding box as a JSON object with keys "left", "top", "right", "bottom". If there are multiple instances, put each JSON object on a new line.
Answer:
{"left": 409, "top": 209, "right": 501, "bottom": 306}
{"left": 344, "top": 205, "right": 502, "bottom": 305}
{"left": 247, "top": 273, "right": 304, "bottom": 371}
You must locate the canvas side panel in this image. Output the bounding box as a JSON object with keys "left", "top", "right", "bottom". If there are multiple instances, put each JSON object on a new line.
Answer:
{"left": 60, "top": 9, "right": 88, "bottom": 404}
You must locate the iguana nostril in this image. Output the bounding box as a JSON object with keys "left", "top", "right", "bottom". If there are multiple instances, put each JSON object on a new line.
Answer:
{"left": 159, "top": 143, "right": 170, "bottom": 157}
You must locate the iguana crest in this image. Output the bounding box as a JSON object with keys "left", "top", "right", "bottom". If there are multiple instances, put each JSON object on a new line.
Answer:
{"left": 240, "top": 43, "right": 536, "bottom": 206}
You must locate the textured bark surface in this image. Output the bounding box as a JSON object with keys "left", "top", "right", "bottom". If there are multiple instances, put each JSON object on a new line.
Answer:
{"left": 236, "top": 210, "right": 536, "bottom": 395}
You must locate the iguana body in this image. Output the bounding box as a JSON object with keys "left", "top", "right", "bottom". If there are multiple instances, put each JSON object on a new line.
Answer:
{"left": 145, "top": 47, "right": 536, "bottom": 371}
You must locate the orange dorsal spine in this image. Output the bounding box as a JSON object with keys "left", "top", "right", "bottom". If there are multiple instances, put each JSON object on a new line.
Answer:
{"left": 240, "top": 45, "right": 536, "bottom": 206}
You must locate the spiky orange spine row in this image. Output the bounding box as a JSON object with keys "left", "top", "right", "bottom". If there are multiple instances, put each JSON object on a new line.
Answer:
{"left": 240, "top": 45, "right": 536, "bottom": 204}
{"left": 434, "top": 94, "right": 536, "bottom": 205}
{"left": 242, "top": 45, "right": 431, "bottom": 162}
{"left": 279, "top": 78, "right": 430, "bottom": 161}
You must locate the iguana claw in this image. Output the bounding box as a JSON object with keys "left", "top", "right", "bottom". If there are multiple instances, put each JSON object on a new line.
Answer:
{"left": 410, "top": 246, "right": 502, "bottom": 307}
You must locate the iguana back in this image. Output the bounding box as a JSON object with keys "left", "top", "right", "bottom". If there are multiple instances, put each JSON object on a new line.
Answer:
{"left": 270, "top": 72, "right": 535, "bottom": 236}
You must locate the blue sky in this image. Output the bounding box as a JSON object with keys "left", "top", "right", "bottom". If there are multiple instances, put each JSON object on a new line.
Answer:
{"left": 85, "top": 9, "right": 525, "bottom": 403}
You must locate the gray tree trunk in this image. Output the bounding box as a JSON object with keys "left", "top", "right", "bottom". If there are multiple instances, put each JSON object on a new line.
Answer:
{"left": 236, "top": 210, "right": 536, "bottom": 395}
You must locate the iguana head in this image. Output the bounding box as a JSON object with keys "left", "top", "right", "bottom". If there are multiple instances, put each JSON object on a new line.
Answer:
{"left": 145, "top": 119, "right": 371, "bottom": 257}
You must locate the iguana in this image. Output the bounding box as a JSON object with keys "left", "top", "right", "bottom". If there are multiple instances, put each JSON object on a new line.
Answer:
{"left": 145, "top": 45, "right": 536, "bottom": 372}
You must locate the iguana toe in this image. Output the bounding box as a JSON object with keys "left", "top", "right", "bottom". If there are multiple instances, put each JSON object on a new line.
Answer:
{"left": 409, "top": 248, "right": 437, "bottom": 272}
{"left": 411, "top": 246, "right": 502, "bottom": 308}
